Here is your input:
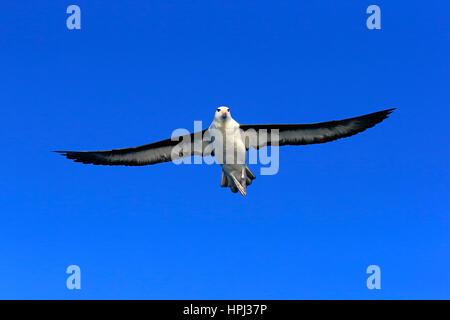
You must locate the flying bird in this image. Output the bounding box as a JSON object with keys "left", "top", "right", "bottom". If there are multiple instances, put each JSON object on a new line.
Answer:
{"left": 56, "top": 107, "right": 394, "bottom": 196}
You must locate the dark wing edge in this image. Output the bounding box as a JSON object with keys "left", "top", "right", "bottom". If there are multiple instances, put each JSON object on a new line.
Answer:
{"left": 239, "top": 108, "right": 395, "bottom": 149}
{"left": 54, "top": 129, "right": 211, "bottom": 166}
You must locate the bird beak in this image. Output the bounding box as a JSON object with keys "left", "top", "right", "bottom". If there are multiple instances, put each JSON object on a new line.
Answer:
{"left": 221, "top": 111, "right": 227, "bottom": 119}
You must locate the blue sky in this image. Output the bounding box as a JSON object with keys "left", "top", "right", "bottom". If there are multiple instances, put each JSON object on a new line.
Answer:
{"left": 0, "top": 1, "right": 448, "bottom": 299}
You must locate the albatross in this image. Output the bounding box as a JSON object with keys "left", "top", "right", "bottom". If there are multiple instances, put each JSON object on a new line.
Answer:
{"left": 56, "top": 107, "right": 394, "bottom": 196}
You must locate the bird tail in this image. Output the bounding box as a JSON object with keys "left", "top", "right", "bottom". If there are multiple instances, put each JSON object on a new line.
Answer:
{"left": 230, "top": 174, "right": 246, "bottom": 197}
{"left": 245, "top": 166, "right": 256, "bottom": 186}
{"left": 220, "top": 166, "right": 256, "bottom": 196}
{"left": 220, "top": 171, "right": 229, "bottom": 188}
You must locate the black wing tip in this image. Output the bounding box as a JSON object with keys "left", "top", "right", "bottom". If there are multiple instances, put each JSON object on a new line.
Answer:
{"left": 54, "top": 151, "right": 104, "bottom": 165}
{"left": 369, "top": 108, "right": 395, "bottom": 117}
{"left": 376, "top": 108, "right": 396, "bottom": 118}
{"left": 315, "top": 108, "right": 395, "bottom": 144}
{"left": 356, "top": 108, "right": 395, "bottom": 130}
{"left": 53, "top": 150, "right": 91, "bottom": 162}
{"left": 52, "top": 149, "right": 156, "bottom": 166}
{"left": 53, "top": 151, "right": 70, "bottom": 158}
{"left": 53, "top": 150, "right": 79, "bottom": 158}
{"left": 361, "top": 107, "right": 395, "bottom": 120}
{"left": 380, "top": 107, "right": 396, "bottom": 115}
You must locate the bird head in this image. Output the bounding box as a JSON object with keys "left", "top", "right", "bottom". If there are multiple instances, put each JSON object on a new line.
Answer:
{"left": 215, "top": 106, "right": 231, "bottom": 121}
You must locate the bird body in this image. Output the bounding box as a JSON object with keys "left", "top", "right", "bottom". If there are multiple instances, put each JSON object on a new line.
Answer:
{"left": 56, "top": 107, "right": 394, "bottom": 196}
{"left": 209, "top": 107, "right": 254, "bottom": 195}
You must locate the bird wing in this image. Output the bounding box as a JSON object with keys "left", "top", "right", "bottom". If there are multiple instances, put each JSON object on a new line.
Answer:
{"left": 239, "top": 109, "right": 394, "bottom": 149}
{"left": 55, "top": 129, "right": 212, "bottom": 166}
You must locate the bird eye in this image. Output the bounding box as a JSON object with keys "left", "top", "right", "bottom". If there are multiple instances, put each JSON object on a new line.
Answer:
{"left": 227, "top": 108, "right": 230, "bottom": 112}
{"left": 217, "top": 109, "right": 220, "bottom": 112}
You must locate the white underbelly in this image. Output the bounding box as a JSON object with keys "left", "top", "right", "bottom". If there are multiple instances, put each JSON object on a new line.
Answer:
{"left": 215, "top": 132, "right": 246, "bottom": 175}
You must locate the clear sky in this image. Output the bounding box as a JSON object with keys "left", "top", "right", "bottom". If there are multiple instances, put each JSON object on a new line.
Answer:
{"left": 0, "top": 1, "right": 448, "bottom": 299}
